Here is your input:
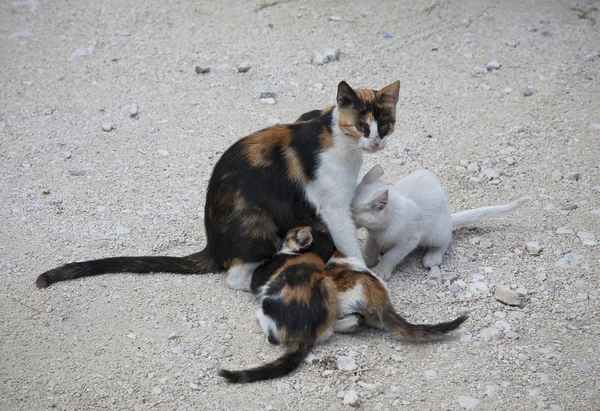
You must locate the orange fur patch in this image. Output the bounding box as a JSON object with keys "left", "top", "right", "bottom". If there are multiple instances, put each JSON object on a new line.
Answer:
{"left": 241, "top": 126, "right": 292, "bottom": 167}
{"left": 354, "top": 89, "right": 377, "bottom": 103}
{"left": 282, "top": 146, "right": 308, "bottom": 184}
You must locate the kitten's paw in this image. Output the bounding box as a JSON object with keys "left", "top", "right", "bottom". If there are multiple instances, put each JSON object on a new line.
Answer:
{"left": 372, "top": 265, "right": 392, "bottom": 282}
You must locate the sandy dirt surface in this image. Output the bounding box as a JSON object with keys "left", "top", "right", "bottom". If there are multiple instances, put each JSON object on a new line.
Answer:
{"left": 1, "top": 0, "right": 599, "bottom": 410}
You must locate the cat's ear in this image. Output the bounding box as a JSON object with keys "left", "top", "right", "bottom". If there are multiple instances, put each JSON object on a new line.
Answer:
{"left": 377, "top": 80, "right": 400, "bottom": 105}
{"left": 369, "top": 189, "right": 389, "bottom": 212}
{"left": 296, "top": 227, "right": 313, "bottom": 250}
{"left": 360, "top": 164, "right": 385, "bottom": 184}
{"left": 337, "top": 81, "right": 359, "bottom": 108}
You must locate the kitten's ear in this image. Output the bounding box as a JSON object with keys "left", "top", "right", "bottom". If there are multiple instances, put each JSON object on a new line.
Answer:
{"left": 377, "top": 80, "right": 400, "bottom": 105}
{"left": 296, "top": 227, "right": 313, "bottom": 250}
{"left": 360, "top": 164, "right": 385, "bottom": 184}
{"left": 337, "top": 81, "right": 359, "bottom": 108}
{"left": 370, "top": 189, "right": 389, "bottom": 212}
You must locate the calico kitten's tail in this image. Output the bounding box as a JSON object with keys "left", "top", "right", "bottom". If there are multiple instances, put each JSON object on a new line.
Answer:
{"left": 363, "top": 276, "right": 467, "bottom": 340}
{"left": 451, "top": 196, "right": 532, "bottom": 229}
{"left": 35, "top": 247, "right": 222, "bottom": 288}
{"left": 218, "top": 341, "right": 311, "bottom": 383}
{"left": 380, "top": 308, "right": 468, "bottom": 341}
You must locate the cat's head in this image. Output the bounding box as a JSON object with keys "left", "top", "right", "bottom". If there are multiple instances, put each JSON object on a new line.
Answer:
{"left": 282, "top": 219, "right": 336, "bottom": 261}
{"left": 335, "top": 80, "right": 400, "bottom": 153}
{"left": 352, "top": 164, "right": 390, "bottom": 229}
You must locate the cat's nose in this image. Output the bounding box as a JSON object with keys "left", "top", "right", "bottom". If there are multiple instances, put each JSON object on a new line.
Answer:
{"left": 370, "top": 141, "right": 380, "bottom": 150}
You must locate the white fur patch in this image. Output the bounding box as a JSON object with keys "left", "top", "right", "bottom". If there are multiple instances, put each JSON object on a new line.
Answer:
{"left": 369, "top": 120, "right": 379, "bottom": 139}
{"left": 255, "top": 308, "right": 277, "bottom": 338}
{"left": 336, "top": 281, "right": 365, "bottom": 317}
{"left": 226, "top": 261, "right": 262, "bottom": 291}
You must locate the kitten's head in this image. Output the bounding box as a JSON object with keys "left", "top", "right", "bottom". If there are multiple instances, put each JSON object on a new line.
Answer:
{"left": 352, "top": 164, "right": 389, "bottom": 229}
{"left": 336, "top": 80, "right": 400, "bottom": 153}
{"left": 282, "top": 219, "right": 336, "bottom": 261}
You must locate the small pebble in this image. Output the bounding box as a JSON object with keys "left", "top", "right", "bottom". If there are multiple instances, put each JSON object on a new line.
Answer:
{"left": 382, "top": 32, "right": 393, "bottom": 39}
{"left": 101, "top": 122, "right": 114, "bottom": 132}
{"left": 357, "top": 381, "right": 376, "bottom": 390}
{"left": 523, "top": 86, "right": 534, "bottom": 96}
{"left": 505, "top": 157, "right": 515, "bottom": 165}
{"left": 505, "top": 40, "right": 519, "bottom": 47}
{"left": 189, "top": 383, "right": 201, "bottom": 390}
{"left": 167, "top": 332, "right": 177, "bottom": 340}
{"left": 424, "top": 370, "right": 437, "bottom": 379}
{"left": 480, "top": 327, "right": 503, "bottom": 342}
{"left": 467, "top": 162, "right": 479, "bottom": 172}
{"left": 485, "top": 385, "right": 500, "bottom": 396}
{"left": 128, "top": 104, "right": 138, "bottom": 118}
{"left": 486, "top": 60, "right": 501, "bottom": 70}
{"left": 45, "top": 305, "right": 53, "bottom": 313}
{"left": 457, "top": 330, "right": 472, "bottom": 342}
{"left": 168, "top": 347, "right": 186, "bottom": 355}
{"left": 343, "top": 390, "right": 360, "bottom": 407}
{"left": 576, "top": 362, "right": 592, "bottom": 373}
{"left": 525, "top": 241, "right": 543, "bottom": 255}
{"left": 556, "top": 226, "right": 573, "bottom": 235}
{"left": 260, "top": 92, "right": 277, "bottom": 105}
{"left": 577, "top": 231, "right": 597, "bottom": 246}
{"left": 563, "top": 172, "right": 580, "bottom": 182}
{"left": 328, "top": 15, "right": 341, "bottom": 21}
{"left": 337, "top": 356, "right": 357, "bottom": 371}
{"left": 115, "top": 225, "right": 130, "bottom": 236}
{"left": 428, "top": 266, "right": 442, "bottom": 280}
{"left": 494, "top": 286, "right": 522, "bottom": 306}
{"left": 458, "top": 396, "right": 480, "bottom": 409}
{"left": 195, "top": 65, "right": 210, "bottom": 74}
{"left": 236, "top": 62, "right": 251, "bottom": 73}
{"left": 43, "top": 108, "right": 54, "bottom": 115}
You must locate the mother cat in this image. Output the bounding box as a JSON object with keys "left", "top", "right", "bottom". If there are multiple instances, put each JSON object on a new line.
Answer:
{"left": 36, "top": 80, "right": 400, "bottom": 291}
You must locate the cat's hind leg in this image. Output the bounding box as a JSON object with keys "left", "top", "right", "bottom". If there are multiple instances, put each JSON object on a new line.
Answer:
{"left": 227, "top": 259, "right": 263, "bottom": 291}
{"left": 422, "top": 245, "right": 449, "bottom": 268}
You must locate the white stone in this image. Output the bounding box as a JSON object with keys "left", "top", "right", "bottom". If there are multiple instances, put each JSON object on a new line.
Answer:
{"left": 343, "top": 390, "right": 360, "bottom": 407}
{"left": 480, "top": 327, "right": 503, "bottom": 342}
{"left": 458, "top": 396, "right": 480, "bottom": 409}
{"left": 494, "top": 286, "right": 522, "bottom": 306}
{"left": 337, "top": 356, "right": 357, "bottom": 371}
{"left": 424, "top": 370, "right": 437, "bottom": 379}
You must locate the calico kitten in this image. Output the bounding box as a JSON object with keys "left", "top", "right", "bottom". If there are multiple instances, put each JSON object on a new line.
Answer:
{"left": 219, "top": 224, "right": 338, "bottom": 383}
{"left": 326, "top": 251, "right": 467, "bottom": 338}
{"left": 36, "top": 80, "right": 401, "bottom": 291}
{"left": 220, "top": 226, "right": 466, "bottom": 384}
{"left": 352, "top": 165, "right": 532, "bottom": 281}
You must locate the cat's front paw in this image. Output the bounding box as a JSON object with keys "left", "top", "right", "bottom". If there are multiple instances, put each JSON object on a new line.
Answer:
{"left": 371, "top": 265, "right": 392, "bottom": 282}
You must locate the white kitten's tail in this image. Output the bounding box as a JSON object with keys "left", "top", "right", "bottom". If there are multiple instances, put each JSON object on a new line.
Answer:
{"left": 451, "top": 196, "right": 532, "bottom": 229}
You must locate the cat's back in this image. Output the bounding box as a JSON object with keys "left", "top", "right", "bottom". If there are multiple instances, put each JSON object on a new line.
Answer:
{"left": 393, "top": 170, "right": 448, "bottom": 210}
{"left": 263, "top": 252, "right": 336, "bottom": 335}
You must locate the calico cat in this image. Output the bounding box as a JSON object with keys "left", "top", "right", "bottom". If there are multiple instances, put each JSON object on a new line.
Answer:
{"left": 36, "top": 80, "right": 401, "bottom": 291}
{"left": 219, "top": 225, "right": 467, "bottom": 384}
{"left": 352, "top": 165, "right": 532, "bottom": 281}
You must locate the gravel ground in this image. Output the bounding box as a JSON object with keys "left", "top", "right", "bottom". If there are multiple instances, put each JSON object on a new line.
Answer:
{"left": 1, "top": 0, "right": 599, "bottom": 410}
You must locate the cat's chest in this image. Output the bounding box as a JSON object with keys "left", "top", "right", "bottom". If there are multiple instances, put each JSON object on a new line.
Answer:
{"left": 304, "top": 150, "right": 362, "bottom": 211}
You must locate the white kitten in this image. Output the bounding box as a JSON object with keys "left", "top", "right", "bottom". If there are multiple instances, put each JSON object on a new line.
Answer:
{"left": 352, "top": 165, "right": 531, "bottom": 281}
